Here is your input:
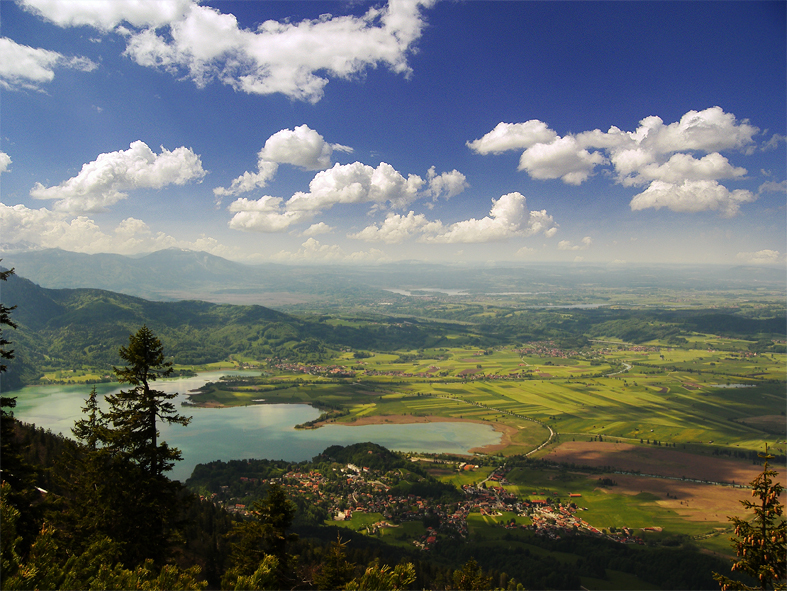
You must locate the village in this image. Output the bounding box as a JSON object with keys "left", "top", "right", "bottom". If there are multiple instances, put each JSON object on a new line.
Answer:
{"left": 204, "top": 461, "right": 646, "bottom": 551}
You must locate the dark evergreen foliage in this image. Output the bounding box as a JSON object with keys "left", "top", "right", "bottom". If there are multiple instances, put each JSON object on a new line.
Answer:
{"left": 222, "top": 484, "right": 298, "bottom": 590}
{"left": 714, "top": 447, "right": 786, "bottom": 591}
{"left": 106, "top": 325, "right": 190, "bottom": 476}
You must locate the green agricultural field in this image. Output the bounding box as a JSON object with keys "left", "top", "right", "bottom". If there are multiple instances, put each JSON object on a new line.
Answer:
{"left": 41, "top": 369, "right": 110, "bottom": 383}
{"left": 328, "top": 512, "right": 384, "bottom": 532}
{"left": 188, "top": 342, "right": 785, "bottom": 456}
{"left": 467, "top": 510, "right": 531, "bottom": 531}
{"left": 377, "top": 520, "right": 428, "bottom": 548}
{"left": 502, "top": 466, "right": 742, "bottom": 554}
{"left": 328, "top": 512, "right": 427, "bottom": 548}
{"left": 435, "top": 465, "right": 495, "bottom": 487}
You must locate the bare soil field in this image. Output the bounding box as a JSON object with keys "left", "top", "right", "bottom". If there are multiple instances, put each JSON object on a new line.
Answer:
{"left": 544, "top": 441, "right": 785, "bottom": 486}
{"left": 596, "top": 473, "right": 754, "bottom": 522}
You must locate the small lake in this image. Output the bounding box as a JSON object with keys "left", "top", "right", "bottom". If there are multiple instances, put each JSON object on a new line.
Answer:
{"left": 383, "top": 288, "right": 469, "bottom": 296}
{"left": 10, "top": 372, "right": 500, "bottom": 481}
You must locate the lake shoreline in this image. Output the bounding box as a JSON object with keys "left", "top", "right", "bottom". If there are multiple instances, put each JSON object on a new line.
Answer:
{"left": 312, "top": 414, "right": 513, "bottom": 455}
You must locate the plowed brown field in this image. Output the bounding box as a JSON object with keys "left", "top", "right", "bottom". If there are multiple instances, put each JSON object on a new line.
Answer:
{"left": 544, "top": 441, "right": 784, "bottom": 486}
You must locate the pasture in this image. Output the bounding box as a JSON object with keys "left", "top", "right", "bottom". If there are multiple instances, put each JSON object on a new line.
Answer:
{"left": 499, "top": 464, "right": 751, "bottom": 555}
{"left": 328, "top": 512, "right": 428, "bottom": 549}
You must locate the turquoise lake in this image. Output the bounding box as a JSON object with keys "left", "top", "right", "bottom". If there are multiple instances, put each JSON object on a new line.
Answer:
{"left": 11, "top": 371, "right": 500, "bottom": 481}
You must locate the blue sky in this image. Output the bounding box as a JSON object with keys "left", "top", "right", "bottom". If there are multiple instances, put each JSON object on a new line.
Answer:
{"left": 1, "top": 0, "right": 785, "bottom": 265}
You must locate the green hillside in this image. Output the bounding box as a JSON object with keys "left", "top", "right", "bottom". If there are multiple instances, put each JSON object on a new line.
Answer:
{"left": 0, "top": 273, "right": 473, "bottom": 391}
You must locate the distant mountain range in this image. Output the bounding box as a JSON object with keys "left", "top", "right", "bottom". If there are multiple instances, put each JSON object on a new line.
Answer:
{"left": 2, "top": 248, "right": 785, "bottom": 309}
{"left": 0, "top": 248, "right": 378, "bottom": 306}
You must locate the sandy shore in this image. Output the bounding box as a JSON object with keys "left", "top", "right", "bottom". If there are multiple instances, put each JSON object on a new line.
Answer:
{"left": 314, "top": 414, "right": 516, "bottom": 455}
{"left": 193, "top": 401, "right": 225, "bottom": 408}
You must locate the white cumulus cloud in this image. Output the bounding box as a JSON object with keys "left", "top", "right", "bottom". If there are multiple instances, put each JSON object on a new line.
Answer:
{"left": 350, "top": 192, "right": 558, "bottom": 244}
{"left": 629, "top": 180, "right": 755, "bottom": 217}
{"left": 618, "top": 152, "right": 747, "bottom": 187}
{"left": 259, "top": 125, "right": 352, "bottom": 170}
{"left": 22, "top": 0, "right": 434, "bottom": 103}
{"left": 466, "top": 120, "right": 557, "bottom": 155}
{"left": 20, "top": 0, "right": 192, "bottom": 30}
{"left": 29, "top": 141, "right": 206, "bottom": 213}
{"left": 226, "top": 158, "right": 469, "bottom": 234}
{"left": 426, "top": 193, "right": 558, "bottom": 243}
{"left": 348, "top": 211, "right": 437, "bottom": 244}
{"left": 472, "top": 107, "right": 763, "bottom": 216}
{"left": 213, "top": 161, "right": 279, "bottom": 199}
{"left": 519, "top": 136, "right": 606, "bottom": 185}
{"left": 735, "top": 250, "right": 785, "bottom": 265}
{"left": 302, "top": 222, "right": 334, "bottom": 236}
{"left": 558, "top": 236, "right": 592, "bottom": 251}
{"left": 271, "top": 238, "right": 387, "bottom": 264}
{"left": 0, "top": 152, "right": 11, "bottom": 174}
{"left": 634, "top": 108, "right": 759, "bottom": 155}
{"left": 227, "top": 196, "right": 307, "bottom": 233}
{"left": 426, "top": 167, "right": 468, "bottom": 200}
{"left": 758, "top": 180, "right": 787, "bottom": 195}
{"left": 0, "top": 203, "right": 231, "bottom": 256}
{"left": 215, "top": 125, "right": 352, "bottom": 198}
{"left": 287, "top": 161, "right": 424, "bottom": 212}
{"left": 0, "top": 37, "right": 96, "bottom": 91}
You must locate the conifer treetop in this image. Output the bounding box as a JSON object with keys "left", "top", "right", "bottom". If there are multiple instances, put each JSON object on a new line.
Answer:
{"left": 113, "top": 324, "right": 173, "bottom": 387}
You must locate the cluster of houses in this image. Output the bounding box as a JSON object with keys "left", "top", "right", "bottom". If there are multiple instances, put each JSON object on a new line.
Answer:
{"left": 526, "top": 502, "right": 643, "bottom": 544}
{"left": 206, "top": 461, "right": 644, "bottom": 549}
{"left": 270, "top": 361, "right": 356, "bottom": 378}
{"left": 518, "top": 342, "right": 582, "bottom": 359}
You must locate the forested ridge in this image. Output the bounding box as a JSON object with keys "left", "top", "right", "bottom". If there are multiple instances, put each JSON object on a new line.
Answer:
{"left": 0, "top": 273, "right": 471, "bottom": 390}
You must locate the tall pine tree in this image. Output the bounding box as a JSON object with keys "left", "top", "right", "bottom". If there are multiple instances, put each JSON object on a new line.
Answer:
{"left": 58, "top": 386, "right": 132, "bottom": 557}
{"left": 0, "top": 265, "right": 22, "bottom": 481}
{"left": 95, "top": 326, "right": 193, "bottom": 564}
{"left": 106, "top": 325, "right": 190, "bottom": 476}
